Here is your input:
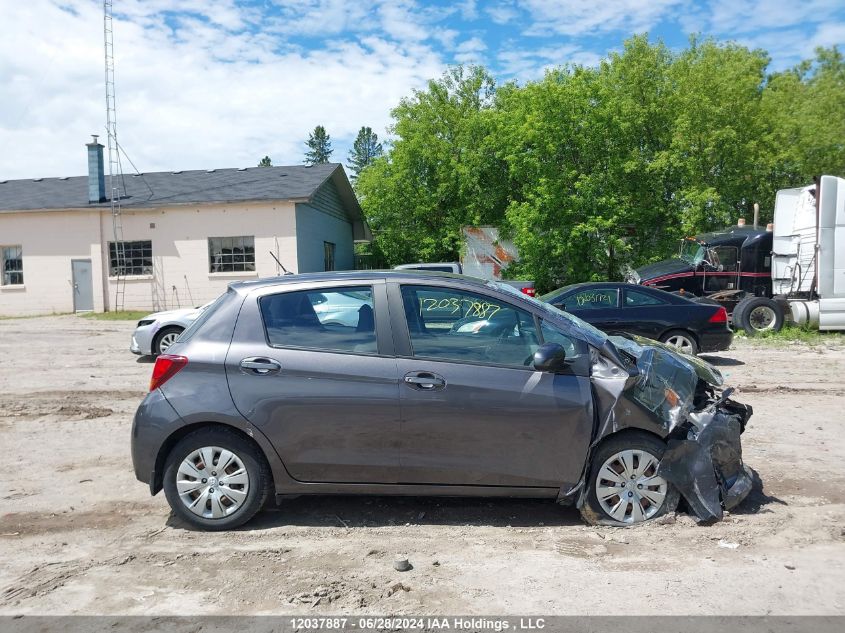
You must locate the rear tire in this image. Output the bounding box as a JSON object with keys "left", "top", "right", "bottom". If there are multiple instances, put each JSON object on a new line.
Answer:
{"left": 163, "top": 427, "right": 272, "bottom": 531}
{"left": 581, "top": 432, "right": 680, "bottom": 526}
{"left": 659, "top": 329, "right": 699, "bottom": 355}
{"left": 735, "top": 297, "right": 784, "bottom": 335}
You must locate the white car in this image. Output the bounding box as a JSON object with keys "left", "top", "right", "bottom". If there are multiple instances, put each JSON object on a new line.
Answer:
{"left": 130, "top": 304, "right": 209, "bottom": 356}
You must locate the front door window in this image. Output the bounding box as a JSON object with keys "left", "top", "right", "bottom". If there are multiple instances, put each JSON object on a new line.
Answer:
{"left": 400, "top": 285, "right": 540, "bottom": 367}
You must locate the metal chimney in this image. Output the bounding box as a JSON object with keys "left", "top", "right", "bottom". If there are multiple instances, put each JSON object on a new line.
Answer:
{"left": 86, "top": 134, "right": 106, "bottom": 203}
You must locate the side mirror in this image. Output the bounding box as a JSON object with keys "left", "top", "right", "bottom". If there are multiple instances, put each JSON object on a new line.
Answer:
{"left": 533, "top": 342, "right": 567, "bottom": 373}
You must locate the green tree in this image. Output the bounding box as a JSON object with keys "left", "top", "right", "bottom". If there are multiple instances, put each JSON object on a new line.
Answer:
{"left": 257, "top": 155, "right": 272, "bottom": 167}
{"left": 347, "top": 126, "right": 383, "bottom": 180}
{"left": 304, "top": 125, "right": 333, "bottom": 165}
{"left": 357, "top": 66, "right": 507, "bottom": 265}
{"left": 358, "top": 40, "right": 845, "bottom": 291}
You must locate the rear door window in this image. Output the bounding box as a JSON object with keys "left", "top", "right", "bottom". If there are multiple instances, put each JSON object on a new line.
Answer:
{"left": 624, "top": 289, "right": 668, "bottom": 307}
{"left": 259, "top": 286, "right": 377, "bottom": 354}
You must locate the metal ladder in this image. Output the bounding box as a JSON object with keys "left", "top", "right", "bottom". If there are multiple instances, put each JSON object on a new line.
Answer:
{"left": 104, "top": 0, "right": 126, "bottom": 311}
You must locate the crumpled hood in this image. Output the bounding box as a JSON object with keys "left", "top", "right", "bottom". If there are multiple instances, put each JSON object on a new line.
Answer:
{"left": 633, "top": 258, "right": 693, "bottom": 283}
{"left": 607, "top": 335, "right": 723, "bottom": 432}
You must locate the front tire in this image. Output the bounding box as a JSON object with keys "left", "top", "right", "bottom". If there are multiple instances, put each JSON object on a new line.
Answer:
{"left": 153, "top": 326, "right": 184, "bottom": 356}
{"left": 162, "top": 428, "right": 272, "bottom": 531}
{"left": 581, "top": 432, "right": 680, "bottom": 526}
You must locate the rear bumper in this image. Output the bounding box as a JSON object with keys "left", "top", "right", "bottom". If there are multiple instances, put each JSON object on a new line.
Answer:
{"left": 131, "top": 388, "right": 185, "bottom": 493}
{"left": 698, "top": 328, "right": 733, "bottom": 352}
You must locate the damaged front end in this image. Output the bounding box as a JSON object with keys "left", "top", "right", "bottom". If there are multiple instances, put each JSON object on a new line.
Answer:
{"left": 577, "top": 335, "right": 753, "bottom": 524}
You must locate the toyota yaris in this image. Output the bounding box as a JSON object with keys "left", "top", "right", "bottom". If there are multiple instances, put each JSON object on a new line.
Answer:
{"left": 131, "top": 271, "right": 753, "bottom": 530}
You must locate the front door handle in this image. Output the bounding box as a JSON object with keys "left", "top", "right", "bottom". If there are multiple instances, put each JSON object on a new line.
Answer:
{"left": 404, "top": 372, "right": 446, "bottom": 390}
{"left": 240, "top": 357, "right": 282, "bottom": 375}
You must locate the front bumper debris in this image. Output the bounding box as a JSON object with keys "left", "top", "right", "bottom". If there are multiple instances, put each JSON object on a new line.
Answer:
{"left": 658, "top": 398, "right": 753, "bottom": 522}
{"left": 577, "top": 335, "right": 754, "bottom": 525}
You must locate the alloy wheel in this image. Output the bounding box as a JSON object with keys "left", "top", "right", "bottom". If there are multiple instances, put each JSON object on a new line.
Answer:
{"left": 595, "top": 449, "right": 668, "bottom": 524}
{"left": 664, "top": 334, "right": 694, "bottom": 355}
{"left": 158, "top": 331, "right": 180, "bottom": 353}
{"left": 175, "top": 446, "right": 250, "bottom": 519}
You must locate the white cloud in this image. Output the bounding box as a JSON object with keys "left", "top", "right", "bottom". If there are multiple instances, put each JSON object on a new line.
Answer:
{"left": 707, "top": 0, "right": 844, "bottom": 34}
{"left": 518, "top": 0, "right": 686, "bottom": 37}
{"left": 486, "top": 2, "right": 520, "bottom": 25}
{"left": 736, "top": 20, "right": 845, "bottom": 70}
{"left": 459, "top": 0, "right": 479, "bottom": 21}
{"left": 0, "top": 0, "right": 444, "bottom": 179}
{"left": 454, "top": 36, "right": 488, "bottom": 64}
{"left": 497, "top": 44, "right": 603, "bottom": 78}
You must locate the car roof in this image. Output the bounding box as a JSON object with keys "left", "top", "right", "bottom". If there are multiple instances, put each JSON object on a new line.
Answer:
{"left": 554, "top": 282, "right": 641, "bottom": 292}
{"left": 549, "top": 281, "right": 688, "bottom": 301}
{"left": 228, "top": 269, "right": 490, "bottom": 293}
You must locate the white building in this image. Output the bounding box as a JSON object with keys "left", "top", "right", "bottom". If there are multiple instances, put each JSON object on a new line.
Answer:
{"left": 0, "top": 139, "right": 370, "bottom": 316}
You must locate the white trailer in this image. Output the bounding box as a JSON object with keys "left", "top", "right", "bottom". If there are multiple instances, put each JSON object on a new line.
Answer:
{"left": 768, "top": 175, "right": 845, "bottom": 330}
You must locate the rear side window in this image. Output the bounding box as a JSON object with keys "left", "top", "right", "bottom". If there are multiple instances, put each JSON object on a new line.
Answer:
{"left": 559, "top": 288, "right": 618, "bottom": 310}
{"left": 178, "top": 291, "right": 235, "bottom": 343}
{"left": 259, "top": 286, "right": 377, "bottom": 354}
{"left": 624, "top": 289, "right": 668, "bottom": 306}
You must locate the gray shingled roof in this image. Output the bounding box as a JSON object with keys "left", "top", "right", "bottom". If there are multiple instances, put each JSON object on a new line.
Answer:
{"left": 0, "top": 163, "right": 347, "bottom": 212}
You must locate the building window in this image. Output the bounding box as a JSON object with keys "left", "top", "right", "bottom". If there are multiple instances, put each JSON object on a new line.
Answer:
{"left": 109, "top": 240, "right": 152, "bottom": 276}
{"left": 209, "top": 236, "right": 255, "bottom": 273}
{"left": 324, "top": 242, "right": 336, "bottom": 272}
{"left": 1, "top": 245, "right": 23, "bottom": 285}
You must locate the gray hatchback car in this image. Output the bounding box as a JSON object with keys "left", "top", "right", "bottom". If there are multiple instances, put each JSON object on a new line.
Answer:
{"left": 132, "top": 271, "right": 753, "bottom": 530}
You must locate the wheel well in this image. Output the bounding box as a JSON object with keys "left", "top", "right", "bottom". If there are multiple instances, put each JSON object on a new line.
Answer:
{"left": 594, "top": 427, "right": 667, "bottom": 454}
{"left": 152, "top": 326, "right": 184, "bottom": 355}
{"left": 151, "top": 422, "right": 273, "bottom": 495}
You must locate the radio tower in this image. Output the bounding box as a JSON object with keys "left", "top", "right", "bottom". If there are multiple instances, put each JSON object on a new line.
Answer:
{"left": 103, "top": 0, "right": 126, "bottom": 310}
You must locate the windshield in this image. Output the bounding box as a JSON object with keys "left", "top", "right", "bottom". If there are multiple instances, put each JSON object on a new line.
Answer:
{"left": 679, "top": 239, "right": 706, "bottom": 265}
{"left": 489, "top": 280, "right": 607, "bottom": 348}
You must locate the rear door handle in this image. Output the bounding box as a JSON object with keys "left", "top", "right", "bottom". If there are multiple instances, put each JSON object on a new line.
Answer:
{"left": 240, "top": 357, "right": 282, "bottom": 375}
{"left": 404, "top": 372, "right": 446, "bottom": 390}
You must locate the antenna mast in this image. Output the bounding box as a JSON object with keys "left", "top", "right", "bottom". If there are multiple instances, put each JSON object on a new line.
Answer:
{"left": 103, "top": 0, "right": 126, "bottom": 311}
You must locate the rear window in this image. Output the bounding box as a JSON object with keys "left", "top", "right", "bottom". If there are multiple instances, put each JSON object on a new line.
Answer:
{"left": 177, "top": 290, "right": 234, "bottom": 343}
{"left": 259, "top": 286, "right": 377, "bottom": 354}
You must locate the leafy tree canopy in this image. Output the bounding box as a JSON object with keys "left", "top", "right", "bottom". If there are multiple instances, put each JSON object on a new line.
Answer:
{"left": 358, "top": 38, "right": 845, "bottom": 292}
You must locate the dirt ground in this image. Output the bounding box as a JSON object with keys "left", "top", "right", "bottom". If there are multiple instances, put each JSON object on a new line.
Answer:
{"left": 1, "top": 314, "right": 844, "bottom": 616}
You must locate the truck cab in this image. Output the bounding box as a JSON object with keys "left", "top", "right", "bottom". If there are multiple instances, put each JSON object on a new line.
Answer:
{"left": 632, "top": 226, "right": 773, "bottom": 313}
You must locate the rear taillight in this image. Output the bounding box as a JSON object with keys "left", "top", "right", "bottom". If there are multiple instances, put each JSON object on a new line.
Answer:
{"left": 708, "top": 307, "right": 728, "bottom": 324}
{"left": 521, "top": 287, "right": 536, "bottom": 297}
{"left": 150, "top": 354, "right": 188, "bottom": 391}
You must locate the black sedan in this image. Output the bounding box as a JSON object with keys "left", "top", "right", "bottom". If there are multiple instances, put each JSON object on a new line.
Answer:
{"left": 540, "top": 282, "right": 732, "bottom": 355}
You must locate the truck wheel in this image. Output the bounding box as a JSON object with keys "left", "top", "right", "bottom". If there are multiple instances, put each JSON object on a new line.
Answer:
{"left": 736, "top": 297, "right": 784, "bottom": 335}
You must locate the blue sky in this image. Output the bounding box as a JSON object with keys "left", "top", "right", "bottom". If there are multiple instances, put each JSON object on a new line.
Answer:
{"left": 1, "top": 1, "right": 843, "bottom": 179}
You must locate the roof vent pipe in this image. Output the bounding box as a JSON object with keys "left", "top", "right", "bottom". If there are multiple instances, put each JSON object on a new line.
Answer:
{"left": 86, "top": 135, "right": 106, "bottom": 203}
{"left": 753, "top": 202, "right": 759, "bottom": 229}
